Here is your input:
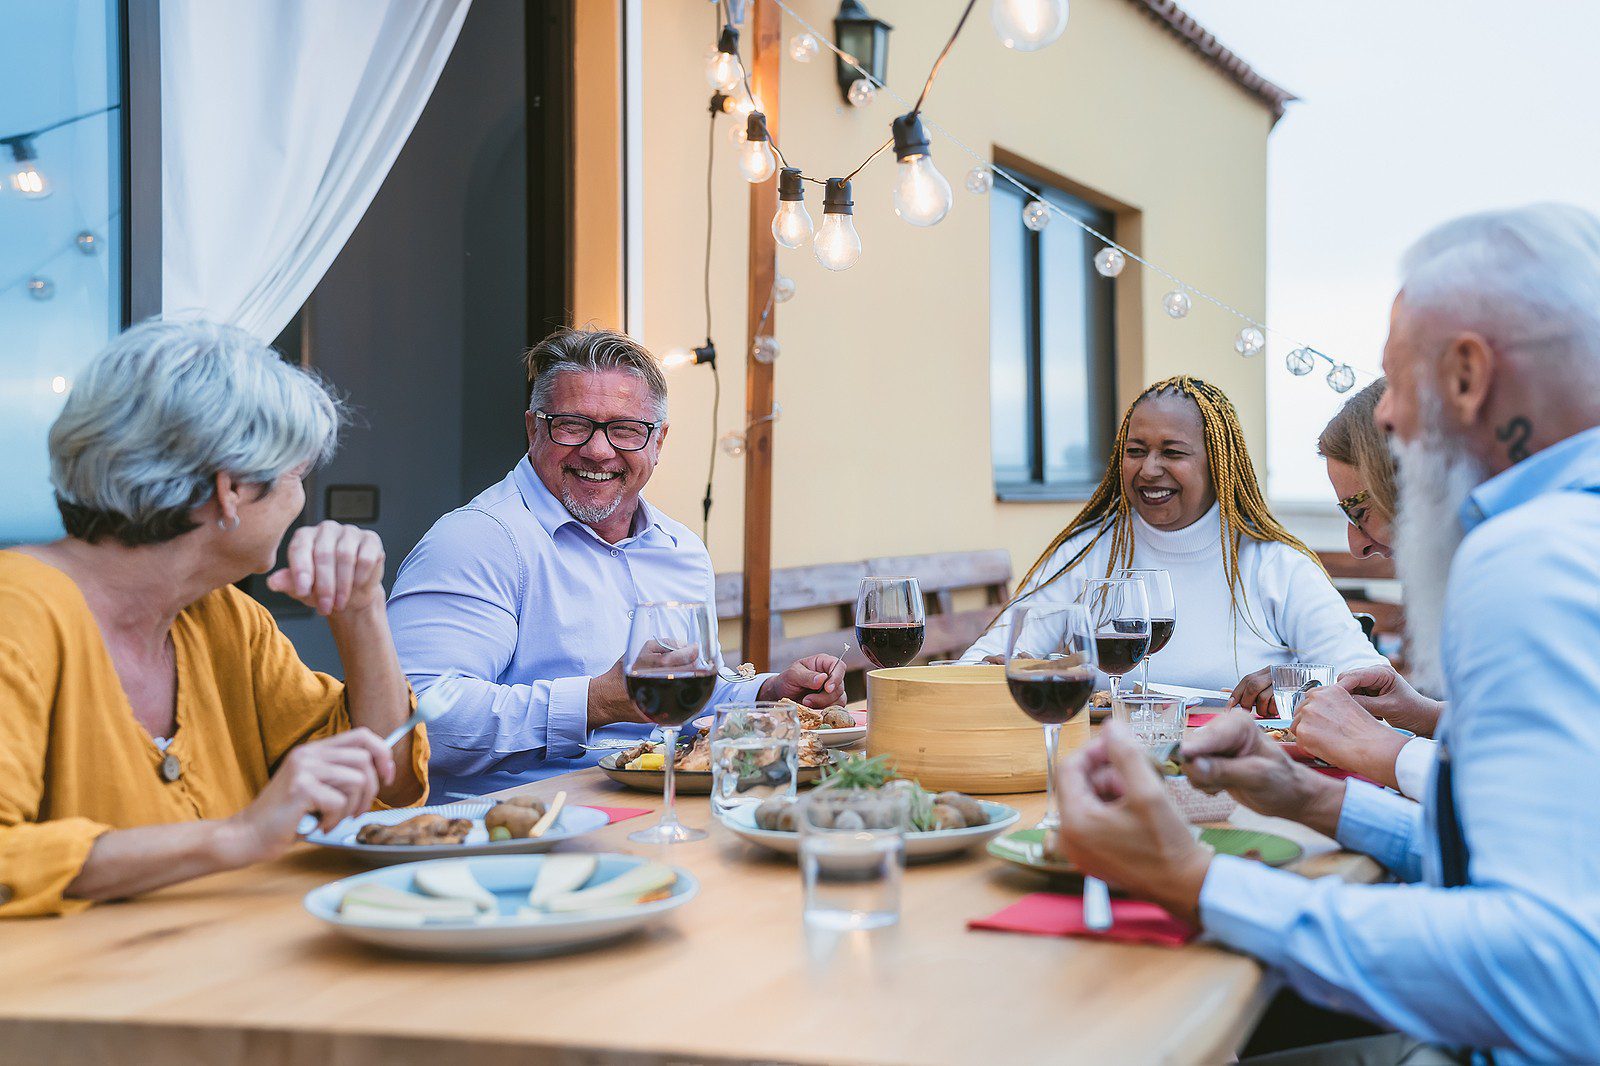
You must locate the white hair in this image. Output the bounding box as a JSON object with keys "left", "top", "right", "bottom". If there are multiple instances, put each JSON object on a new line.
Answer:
{"left": 1399, "top": 203, "right": 1600, "bottom": 390}
{"left": 49, "top": 318, "right": 346, "bottom": 545}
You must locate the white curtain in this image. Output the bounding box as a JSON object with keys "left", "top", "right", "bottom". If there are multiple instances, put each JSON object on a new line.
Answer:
{"left": 160, "top": 0, "right": 472, "bottom": 340}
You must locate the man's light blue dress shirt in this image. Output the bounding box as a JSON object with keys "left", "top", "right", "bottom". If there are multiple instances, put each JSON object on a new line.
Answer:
{"left": 387, "top": 458, "right": 772, "bottom": 795}
{"left": 1199, "top": 425, "right": 1600, "bottom": 1063}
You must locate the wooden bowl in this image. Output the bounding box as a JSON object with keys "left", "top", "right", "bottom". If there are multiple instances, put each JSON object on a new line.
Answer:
{"left": 865, "top": 665, "right": 1090, "bottom": 794}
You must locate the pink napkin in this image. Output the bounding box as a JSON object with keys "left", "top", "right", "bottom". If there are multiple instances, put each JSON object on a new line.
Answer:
{"left": 969, "top": 892, "right": 1196, "bottom": 947}
{"left": 585, "top": 805, "right": 651, "bottom": 825}
{"left": 1186, "top": 711, "right": 1220, "bottom": 728}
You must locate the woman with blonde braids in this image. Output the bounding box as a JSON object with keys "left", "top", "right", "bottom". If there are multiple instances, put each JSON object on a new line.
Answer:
{"left": 961, "top": 376, "right": 1388, "bottom": 692}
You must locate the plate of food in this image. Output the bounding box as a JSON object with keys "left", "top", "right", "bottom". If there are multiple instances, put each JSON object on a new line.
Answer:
{"left": 987, "top": 825, "right": 1303, "bottom": 878}
{"left": 718, "top": 753, "right": 1021, "bottom": 861}
{"left": 1256, "top": 718, "right": 1415, "bottom": 762}
{"left": 692, "top": 704, "right": 867, "bottom": 748}
{"left": 598, "top": 732, "right": 838, "bottom": 794}
{"left": 303, "top": 794, "right": 608, "bottom": 864}
{"left": 304, "top": 853, "right": 697, "bottom": 959}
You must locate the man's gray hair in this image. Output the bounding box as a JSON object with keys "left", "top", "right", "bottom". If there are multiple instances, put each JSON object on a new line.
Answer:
{"left": 1400, "top": 203, "right": 1600, "bottom": 389}
{"left": 524, "top": 327, "right": 669, "bottom": 421}
{"left": 49, "top": 318, "right": 346, "bottom": 546}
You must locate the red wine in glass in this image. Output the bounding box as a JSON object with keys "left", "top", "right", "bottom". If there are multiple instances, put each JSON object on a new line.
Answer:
{"left": 625, "top": 669, "right": 718, "bottom": 727}
{"left": 1094, "top": 631, "right": 1150, "bottom": 676}
{"left": 1148, "top": 618, "right": 1176, "bottom": 656}
{"left": 856, "top": 621, "right": 926, "bottom": 669}
{"left": 1007, "top": 672, "right": 1095, "bottom": 725}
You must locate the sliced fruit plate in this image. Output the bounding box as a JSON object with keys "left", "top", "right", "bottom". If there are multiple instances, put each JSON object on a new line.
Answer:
{"left": 719, "top": 799, "right": 1020, "bottom": 862}
{"left": 988, "top": 825, "right": 1303, "bottom": 878}
{"left": 304, "top": 853, "right": 698, "bottom": 959}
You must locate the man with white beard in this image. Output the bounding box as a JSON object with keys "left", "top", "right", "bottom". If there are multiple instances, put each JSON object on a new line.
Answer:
{"left": 1052, "top": 204, "right": 1600, "bottom": 1063}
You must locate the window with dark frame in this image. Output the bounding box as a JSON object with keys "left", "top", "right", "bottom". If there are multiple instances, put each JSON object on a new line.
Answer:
{"left": 989, "top": 168, "right": 1117, "bottom": 499}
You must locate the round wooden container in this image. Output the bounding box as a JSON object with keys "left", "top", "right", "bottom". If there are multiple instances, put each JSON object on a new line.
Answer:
{"left": 865, "top": 664, "right": 1090, "bottom": 794}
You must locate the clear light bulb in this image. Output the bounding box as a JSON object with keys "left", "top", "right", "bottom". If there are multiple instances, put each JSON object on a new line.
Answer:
{"left": 893, "top": 154, "right": 953, "bottom": 227}
{"left": 26, "top": 276, "right": 55, "bottom": 301}
{"left": 789, "top": 33, "right": 819, "bottom": 62}
{"left": 727, "top": 120, "right": 750, "bottom": 146}
{"left": 721, "top": 82, "right": 761, "bottom": 118}
{"left": 1093, "top": 247, "right": 1126, "bottom": 277}
{"left": 1023, "top": 200, "right": 1051, "bottom": 231}
{"left": 720, "top": 431, "right": 747, "bottom": 458}
{"left": 1286, "top": 347, "right": 1316, "bottom": 376}
{"left": 814, "top": 214, "right": 862, "bottom": 271}
{"left": 705, "top": 48, "right": 741, "bottom": 92}
{"left": 1327, "top": 364, "right": 1356, "bottom": 393}
{"left": 847, "top": 78, "right": 876, "bottom": 108}
{"left": 965, "top": 166, "right": 993, "bottom": 195}
{"left": 662, "top": 347, "right": 696, "bottom": 370}
{"left": 992, "top": 0, "right": 1069, "bottom": 52}
{"left": 738, "top": 138, "right": 777, "bottom": 183}
{"left": 1162, "top": 290, "right": 1191, "bottom": 318}
{"left": 1234, "top": 326, "right": 1265, "bottom": 357}
{"left": 753, "top": 336, "right": 780, "bottom": 364}
{"left": 772, "top": 200, "right": 813, "bottom": 248}
{"left": 50, "top": 375, "right": 68, "bottom": 395}
{"left": 772, "top": 273, "right": 797, "bottom": 303}
{"left": 10, "top": 161, "right": 49, "bottom": 199}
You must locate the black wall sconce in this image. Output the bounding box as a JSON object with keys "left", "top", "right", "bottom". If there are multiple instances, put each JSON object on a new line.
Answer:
{"left": 833, "top": 0, "right": 892, "bottom": 104}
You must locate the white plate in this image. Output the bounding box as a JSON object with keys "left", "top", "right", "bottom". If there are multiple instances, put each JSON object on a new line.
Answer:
{"left": 1147, "top": 684, "right": 1232, "bottom": 707}
{"left": 691, "top": 712, "right": 867, "bottom": 748}
{"left": 304, "top": 854, "right": 698, "bottom": 959}
{"left": 304, "top": 801, "right": 610, "bottom": 865}
{"left": 718, "top": 800, "right": 1021, "bottom": 862}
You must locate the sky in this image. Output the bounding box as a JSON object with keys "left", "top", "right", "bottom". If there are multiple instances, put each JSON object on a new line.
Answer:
{"left": 1173, "top": 0, "right": 1600, "bottom": 502}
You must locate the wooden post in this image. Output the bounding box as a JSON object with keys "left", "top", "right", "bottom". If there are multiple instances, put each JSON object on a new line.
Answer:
{"left": 739, "top": 0, "right": 780, "bottom": 671}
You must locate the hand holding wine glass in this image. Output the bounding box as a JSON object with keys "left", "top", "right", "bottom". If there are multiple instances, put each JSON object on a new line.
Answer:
{"left": 624, "top": 601, "right": 719, "bottom": 845}
{"left": 856, "top": 577, "right": 926, "bottom": 669}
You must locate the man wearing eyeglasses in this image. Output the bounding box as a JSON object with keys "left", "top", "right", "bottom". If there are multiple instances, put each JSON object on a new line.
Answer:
{"left": 387, "top": 328, "right": 845, "bottom": 792}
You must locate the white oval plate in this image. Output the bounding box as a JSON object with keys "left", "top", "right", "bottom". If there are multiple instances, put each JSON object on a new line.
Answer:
{"left": 304, "top": 801, "right": 610, "bottom": 865}
{"left": 304, "top": 853, "right": 698, "bottom": 959}
{"left": 718, "top": 800, "right": 1021, "bottom": 862}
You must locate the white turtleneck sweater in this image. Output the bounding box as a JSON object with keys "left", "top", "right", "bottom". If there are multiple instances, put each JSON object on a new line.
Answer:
{"left": 963, "top": 504, "right": 1390, "bottom": 690}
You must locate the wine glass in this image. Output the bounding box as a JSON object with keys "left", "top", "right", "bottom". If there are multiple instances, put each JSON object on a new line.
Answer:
{"left": 1004, "top": 603, "right": 1097, "bottom": 832}
{"left": 1114, "top": 568, "right": 1175, "bottom": 692}
{"left": 855, "top": 577, "right": 926, "bottom": 669}
{"left": 624, "top": 601, "right": 719, "bottom": 845}
{"left": 1079, "top": 577, "right": 1151, "bottom": 703}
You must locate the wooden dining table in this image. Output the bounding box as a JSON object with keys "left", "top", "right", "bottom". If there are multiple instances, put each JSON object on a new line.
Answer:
{"left": 0, "top": 747, "right": 1380, "bottom": 1066}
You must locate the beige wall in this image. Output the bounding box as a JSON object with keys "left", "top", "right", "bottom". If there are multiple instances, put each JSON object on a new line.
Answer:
{"left": 580, "top": 0, "right": 1275, "bottom": 580}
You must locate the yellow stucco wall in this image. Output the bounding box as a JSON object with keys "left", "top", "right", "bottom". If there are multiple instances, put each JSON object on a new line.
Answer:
{"left": 584, "top": 0, "right": 1274, "bottom": 579}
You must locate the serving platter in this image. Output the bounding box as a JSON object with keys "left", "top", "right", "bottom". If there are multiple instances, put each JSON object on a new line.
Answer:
{"left": 303, "top": 853, "right": 698, "bottom": 959}
{"left": 691, "top": 708, "right": 868, "bottom": 748}
{"left": 304, "top": 800, "right": 609, "bottom": 865}
{"left": 597, "top": 749, "right": 841, "bottom": 794}
{"left": 987, "top": 826, "right": 1303, "bottom": 878}
{"left": 718, "top": 800, "right": 1021, "bottom": 861}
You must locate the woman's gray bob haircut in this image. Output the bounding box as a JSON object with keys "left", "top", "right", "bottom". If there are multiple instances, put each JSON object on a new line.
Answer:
{"left": 524, "top": 327, "right": 669, "bottom": 421}
{"left": 49, "top": 318, "right": 347, "bottom": 546}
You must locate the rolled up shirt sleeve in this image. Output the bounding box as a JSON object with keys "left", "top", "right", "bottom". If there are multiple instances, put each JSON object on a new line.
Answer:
{"left": 1392, "top": 737, "right": 1437, "bottom": 802}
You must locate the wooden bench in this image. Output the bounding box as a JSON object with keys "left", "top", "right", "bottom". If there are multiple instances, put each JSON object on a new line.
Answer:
{"left": 715, "top": 550, "right": 1012, "bottom": 695}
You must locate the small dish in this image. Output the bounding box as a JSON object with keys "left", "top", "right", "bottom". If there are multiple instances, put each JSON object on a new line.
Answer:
{"left": 304, "top": 801, "right": 609, "bottom": 865}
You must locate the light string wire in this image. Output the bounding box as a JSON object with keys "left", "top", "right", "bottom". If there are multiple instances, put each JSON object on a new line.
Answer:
{"left": 0, "top": 103, "right": 119, "bottom": 147}
{"left": 769, "top": 0, "right": 1369, "bottom": 382}
{"left": 702, "top": 58, "right": 723, "bottom": 542}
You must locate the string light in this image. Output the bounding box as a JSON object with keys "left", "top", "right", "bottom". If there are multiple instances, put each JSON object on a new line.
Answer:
{"left": 773, "top": 272, "right": 797, "bottom": 303}
{"left": 1286, "top": 347, "right": 1317, "bottom": 376}
{"left": 753, "top": 335, "right": 781, "bottom": 364}
{"left": 789, "top": 32, "right": 819, "bottom": 62}
{"left": 772, "top": 168, "right": 814, "bottom": 248}
{"left": 26, "top": 276, "right": 54, "bottom": 300}
{"left": 890, "top": 113, "right": 952, "bottom": 227}
{"left": 662, "top": 341, "right": 717, "bottom": 371}
{"left": 991, "top": 0, "right": 1070, "bottom": 51}
{"left": 1022, "top": 199, "right": 1050, "bottom": 231}
{"left": 737, "top": 112, "right": 777, "bottom": 183}
{"left": 1234, "top": 327, "right": 1265, "bottom": 358}
{"left": 705, "top": 25, "right": 742, "bottom": 92}
{"left": 50, "top": 376, "right": 67, "bottom": 394}
{"left": 1326, "top": 363, "right": 1356, "bottom": 393}
{"left": 847, "top": 78, "right": 876, "bottom": 107}
{"left": 721, "top": 404, "right": 784, "bottom": 459}
{"left": 74, "top": 230, "right": 99, "bottom": 255}
{"left": 6, "top": 139, "right": 49, "bottom": 199}
{"left": 814, "top": 178, "right": 863, "bottom": 270}
{"left": 1163, "top": 290, "right": 1192, "bottom": 319}
{"left": 1093, "top": 247, "right": 1125, "bottom": 277}
{"left": 964, "top": 166, "right": 992, "bottom": 194}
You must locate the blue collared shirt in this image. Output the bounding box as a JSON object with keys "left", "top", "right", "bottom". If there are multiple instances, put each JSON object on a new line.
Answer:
{"left": 1199, "top": 425, "right": 1600, "bottom": 1063}
{"left": 387, "top": 458, "right": 771, "bottom": 795}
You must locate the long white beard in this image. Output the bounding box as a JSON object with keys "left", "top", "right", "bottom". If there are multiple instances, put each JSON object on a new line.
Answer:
{"left": 1392, "top": 427, "right": 1487, "bottom": 697}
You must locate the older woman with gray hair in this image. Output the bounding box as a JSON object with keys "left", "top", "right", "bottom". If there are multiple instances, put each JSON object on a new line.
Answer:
{"left": 0, "top": 319, "right": 426, "bottom": 917}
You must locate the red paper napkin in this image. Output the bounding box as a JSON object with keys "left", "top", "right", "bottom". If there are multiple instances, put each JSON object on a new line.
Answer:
{"left": 1186, "top": 711, "right": 1220, "bottom": 728}
{"left": 586, "top": 805, "right": 651, "bottom": 825}
{"left": 969, "top": 892, "right": 1196, "bottom": 947}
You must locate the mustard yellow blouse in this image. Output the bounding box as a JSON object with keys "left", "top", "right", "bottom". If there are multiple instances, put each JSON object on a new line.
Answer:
{"left": 0, "top": 551, "right": 429, "bottom": 917}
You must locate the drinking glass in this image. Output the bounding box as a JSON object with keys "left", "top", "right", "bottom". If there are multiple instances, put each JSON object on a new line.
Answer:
{"left": 1079, "top": 577, "right": 1151, "bottom": 703}
{"left": 855, "top": 577, "right": 926, "bottom": 669}
{"left": 798, "top": 785, "right": 910, "bottom": 931}
{"left": 1111, "top": 691, "right": 1189, "bottom": 747}
{"left": 709, "top": 702, "right": 800, "bottom": 820}
{"left": 1114, "top": 568, "right": 1175, "bottom": 692}
{"left": 1270, "top": 663, "right": 1336, "bottom": 720}
{"left": 624, "top": 601, "right": 719, "bottom": 845}
{"left": 1003, "top": 604, "right": 1098, "bottom": 832}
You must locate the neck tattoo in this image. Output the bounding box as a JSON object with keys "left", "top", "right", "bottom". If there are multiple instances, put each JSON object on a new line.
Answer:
{"left": 1495, "top": 416, "right": 1533, "bottom": 463}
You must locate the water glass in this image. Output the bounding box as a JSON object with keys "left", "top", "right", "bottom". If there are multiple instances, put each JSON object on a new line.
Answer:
{"left": 798, "top": 786, "right": 910, "bottom": 931}
{"left": 1111, "top": 691, "right": 1189, "bottom": 746}
{"left": 709, "top": 702, "right": 800, "bottom": 820}
{"left": 1270, "top": 662, "right": 1335, "bottom": 719}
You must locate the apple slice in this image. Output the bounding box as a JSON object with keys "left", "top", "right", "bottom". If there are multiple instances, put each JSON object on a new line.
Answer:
{"left": 528, "top": 790, "right": 567, "bottom": 838}
{"left": 413, "top": 863, "right": 498, "bottom": 913}
{"left": 527, "top": 854, "right": 598, "bottom": 908}
{"left": 339, "top": 902, "right": 429, "bottom": 927}
{"left": 542, "top": 862, "right": 676, "bottom": 913}
{"left": 339, "top": 883, "right": 480, "bottom": 922}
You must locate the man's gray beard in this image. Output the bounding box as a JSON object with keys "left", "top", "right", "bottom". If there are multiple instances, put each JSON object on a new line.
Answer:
{"left": 561, "top": 489, "right": 624, "bottom": 526}
{"left": 1392, "top": 416, "right": 1487, "bottom": 698}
